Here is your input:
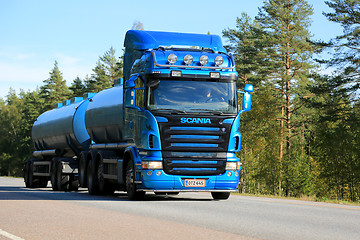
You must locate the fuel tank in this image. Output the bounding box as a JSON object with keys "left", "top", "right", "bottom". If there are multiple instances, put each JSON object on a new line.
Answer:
{"left": 32, "top": 98, "right": 92, "bottom": 157}
{"left": 85, "top": 85, "right": 125, "bottom": 143}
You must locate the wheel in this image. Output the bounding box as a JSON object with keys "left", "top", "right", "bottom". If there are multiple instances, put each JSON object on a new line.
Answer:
{"left": 24, "top": 161, "right": 31, "bottom": 188}
{"left": 87, "top": 158, "right": 99, "bottom": 195}
{"left": 27, "top": 161, "right": 37, "bottom": 188}
{"left": 50, "top": 160, "right": 58, "bottom": 191}
{"left": 126, "top": 160, "right": 145, "bottom": 200}
{"left": 211, "top": 192, "right": 230, "bottom": 200}
{"left": 79, "top": 152, "right": 87, "bottom": 188}
{"left": 56, "top": 161, "right": 69, "bottom": 191}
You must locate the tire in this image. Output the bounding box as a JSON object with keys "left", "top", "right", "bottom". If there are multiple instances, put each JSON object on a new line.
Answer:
{"left": 211, "top": 192, "right": 230, "bottom": 200}
{"left": 24, "top": 160, "right": 31, "bottom": 188}
{"left": 56, "top": 161, "right": 69, "bottom": 191}
{"left": 50, "top": 160, "right": 58, "bottom": 191}
{"left": 79, "top": 152, "right": 88, "bottom": 188}
{"left": 126, "top": 160, "right": 145, "bottom": 200}
{"left": 87, "top": 158, "right": 99, "bottom": 195}
{"left": 27, "top": 161, "right": 37, "bottom": 188}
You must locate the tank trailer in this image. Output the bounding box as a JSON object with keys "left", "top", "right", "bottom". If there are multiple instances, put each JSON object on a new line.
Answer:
{"left": 23, "top": 30, "right": 253, "bottom": 200}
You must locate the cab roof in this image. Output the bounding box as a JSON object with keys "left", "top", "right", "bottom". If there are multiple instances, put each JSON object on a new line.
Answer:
{"left": 124, "top": 30, "right": 226, "bottom": 53}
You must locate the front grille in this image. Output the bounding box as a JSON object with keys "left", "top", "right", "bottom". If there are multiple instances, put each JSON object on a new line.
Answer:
{"left": 157, "top": 114, "right": 233, "bottom": 176}
{"left": 162, "top": 152, "right": 226, "bottom": 176}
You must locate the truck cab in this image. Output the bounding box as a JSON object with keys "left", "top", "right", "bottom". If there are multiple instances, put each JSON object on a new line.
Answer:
{"left": 122, "top": 30, "right": 253, "bottom": 199}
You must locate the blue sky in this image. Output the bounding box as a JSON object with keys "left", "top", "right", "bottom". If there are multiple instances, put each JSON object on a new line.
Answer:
{"left": 0, "top": 0, "right": 342, "bottom": 99}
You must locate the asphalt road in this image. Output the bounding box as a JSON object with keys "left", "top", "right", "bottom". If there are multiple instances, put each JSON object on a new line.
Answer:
{"left": 1, "top": 177, "right": 360, "bottom": 240}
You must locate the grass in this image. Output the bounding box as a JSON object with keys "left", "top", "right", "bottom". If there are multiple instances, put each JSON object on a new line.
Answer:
{"left": 232, "top": 192, "right": 360, "bottom": 206}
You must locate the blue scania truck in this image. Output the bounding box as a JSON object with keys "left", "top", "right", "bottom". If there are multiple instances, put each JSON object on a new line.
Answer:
{"left": 23, "top": 30, "right": 253, "bottom": 200}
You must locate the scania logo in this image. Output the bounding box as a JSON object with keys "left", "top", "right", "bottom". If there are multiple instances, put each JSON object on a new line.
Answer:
{"left": 180, "top": 117, "right": 211, "bottom": 124}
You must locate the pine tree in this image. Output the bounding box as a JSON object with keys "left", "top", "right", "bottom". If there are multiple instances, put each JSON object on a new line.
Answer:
{"left": 69, "top": 76, "right": 86, "bottom": 98}
{"left": 40, "top": 61, "right": 70, "bottom": 110}
{"left": 322, "top": 0, "right": 360, "bottom": 98}
{"left": 309, "top": 0, "right": 360, "bottom": 201}
{"left": 223, "top": 13, "right": 281, "bottom": 194}
{"left": 223, "top": 12, "right": 268, "bottom": 88}
{"left": 310, "top": 73, "right": 360, "bottom": 201}
{"left": 85, "top": 47, "right": 123, "bottom": 93}
{"left": 255, "top": 0, "right": 315, "bottom": 196}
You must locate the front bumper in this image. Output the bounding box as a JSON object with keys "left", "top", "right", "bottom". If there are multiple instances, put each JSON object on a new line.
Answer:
{"left": 137, "top": 169, "right": 240, "bottom": 192}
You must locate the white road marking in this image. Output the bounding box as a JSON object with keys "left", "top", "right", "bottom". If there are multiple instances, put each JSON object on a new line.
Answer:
{"left": 0, "top": 229, "right": 24, "bottom": 240}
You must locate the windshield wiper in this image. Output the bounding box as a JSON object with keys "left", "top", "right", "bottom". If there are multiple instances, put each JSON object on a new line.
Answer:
{"left": 152, "top": 108, "right": 187, "bottom": 114}
{"left": 190, "top": 109, "right": 229, "bottom": 115}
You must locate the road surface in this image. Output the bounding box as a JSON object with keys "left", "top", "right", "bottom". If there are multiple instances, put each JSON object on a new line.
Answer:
{"left": 1, "top": 177, "right": 360, "bottom": 240}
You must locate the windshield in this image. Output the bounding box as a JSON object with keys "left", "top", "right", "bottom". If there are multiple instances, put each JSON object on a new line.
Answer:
{"left": 147, "top": 80, "right": 237, "bottom": 114}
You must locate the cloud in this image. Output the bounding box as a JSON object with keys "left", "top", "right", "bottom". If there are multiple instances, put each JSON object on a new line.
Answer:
{"left": 55, "top": 53, "right": 80, "bottom": 65}
{"left": 15, "top": 53, "right": 36, "bottom": 61}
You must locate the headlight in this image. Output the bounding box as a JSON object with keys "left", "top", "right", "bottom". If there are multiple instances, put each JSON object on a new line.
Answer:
{"left": 183, "top": 54, "right": 193, "bottom": 65}
{"left": 142, "top": 161, "right": 163, "bottom": 170}
{"left": 215, "top": 56, "right": 224, "bottom": 66}
{"left": 199, "top": 55, "right": 208, "bottom": 66}
{"left": 226, "top": 161, "right": 241, "bottom": 171}
{"left": 167, "top": 54, "right": 177, "bottom": 64}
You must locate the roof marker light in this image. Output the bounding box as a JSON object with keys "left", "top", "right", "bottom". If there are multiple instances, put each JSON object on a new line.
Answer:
{"left": 167, "top": 54, "right": 177, "bottom": 64}
{"left": 183, "top": 54, "right": 193, "bottom": 65}
{"left": 215, "top": 56, "right": 224, "bottom": 66}
{"left": 199, "top": 55, "right": 208, "bottom": 66}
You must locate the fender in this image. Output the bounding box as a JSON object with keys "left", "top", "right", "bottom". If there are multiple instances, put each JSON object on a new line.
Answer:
{"left": 228, "top": 112, "right": 242, "bottom": 152}
{"left": 124, "top": 146, "right": 142, "bottom": 183}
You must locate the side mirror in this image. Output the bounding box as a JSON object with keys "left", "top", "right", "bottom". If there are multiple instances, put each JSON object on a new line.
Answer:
{"left": 242, "top": 92, "right": 252, "bottom": 112}
{"left": 125, "top": 74, "right": 138, "bottom": 88}
{"left": 244, "top": 84, "right": 254, "bottom": 93}
{"left": 237, "top": 84, "right": 253, "bottom": 113}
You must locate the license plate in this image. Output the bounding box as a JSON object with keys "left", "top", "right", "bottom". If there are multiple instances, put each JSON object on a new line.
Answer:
{"left": 184, "top": 179, "right": 206, "bottom": 187}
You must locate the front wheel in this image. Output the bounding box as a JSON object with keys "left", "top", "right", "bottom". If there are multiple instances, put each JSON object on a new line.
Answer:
{"left": 211, "top": 192, "right": 230, "bottom": 200}
{"left": 126, "top": 161, "right": 145, "bottom": 200}
{"left": 24, "top": 160, "right": 33, "bottom": 188}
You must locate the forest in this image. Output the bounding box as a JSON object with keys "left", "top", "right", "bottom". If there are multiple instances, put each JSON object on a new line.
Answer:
{"left": 0, "top": 0, "right": 359, "bottom": 202}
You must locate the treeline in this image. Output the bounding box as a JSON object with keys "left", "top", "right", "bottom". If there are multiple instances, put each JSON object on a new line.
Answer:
{"left": 0, "top": 0, "right": 359, "bottom": 202}
{"left": 0, "top": 47, "right": 123, "bottom": 177}
{"left": 226, "top": 0, "right": 360, "bottom": 202}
